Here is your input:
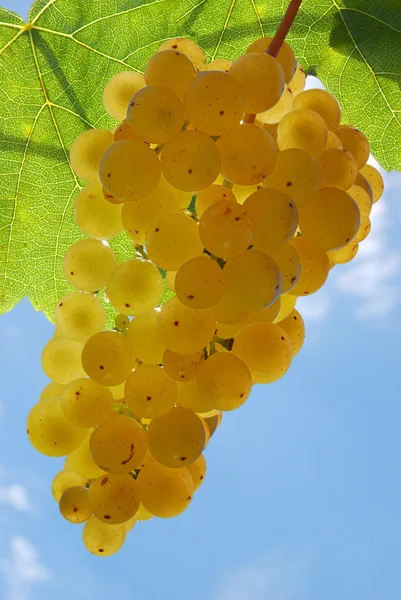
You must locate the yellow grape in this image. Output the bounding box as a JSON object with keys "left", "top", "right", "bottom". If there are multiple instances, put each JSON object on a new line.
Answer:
{"left": 83, "top": 516, "right": 126, "bottom": 556}
{"left": 277, "top": 109, "right": 328, "bottom": 158}
{"left": 184, "top": 71, "right": 245, "bottom": 136}
{"left": 124, "top": 515, "right": 137, "bottom": 532}
{"left": 264, "top": 148, "right": 321, "bottom": 209}
{"left": 195, "top": 184, "right": 237, "bottom": 217}
{"left": 114, "top": 120, "right": 140, "bottom": 142}
{"left": 40, "top": 381, "right": 64, "bottom": 401}
{"left": 63, "top": 238, "right": 117, "bottom": 293}
{"left": 61, "top": 378, "right": 113, "bottom": 428}
{"left": 327, "top": 130, "right": 343, "bottom": 149}
{"left": 186, "top": 454, "right": 207, "bottom": 491}
{"left": 51, "top": 470, "right": 87, "bottom": 502}
{"left": 175, "top": 256, "right": 225, "bottom": 309}
{"left": 82, "top": 331, "right": 135, "bottom": 386}
{"left": 257, "top": 85, "right": 293, "bottom": 124}
{"left": 327, "top": 243, "right": 359, "bottom": 265}
{"left": 138, "top": 462, "right": 194, "bottom": 518}
{"left": 125, "top": 364, "right": 177, "bottom": 419}
{"left": 127, "top": 85, "right": 185, "bottom": 143}
{"left": 127, "top": 311, "right": 165, "bottom": 364}
{"left": 243, "top": 187, "right": 298, "bottom": 252}
{"left": 347, "top": 184, "right": 372, "bottom": 221}
{"left": 100, "top": 140, "right": 161, "bottom": 201}
{"left": 239, "top": 298, "right": 282, "bottom": 329}
{"left": 224, "top": 249, "right": 281, "bottom": 310}
{"left": 229, "top": 53, "right": 285, "bottom": 113}
{"left": 146, "top": 212, "right": 203, "bottom": 271}
{"left": 232, "top": 183, "right": 260, "bottom": 205}
{"left": 288, "top": 63, "right": 306, "bottom": 96}
{"left": 147, "top": 406, "right": 205, "bottom": 467}
{"left": 293, "top": 89, "right": 341, "bottom": 131}
{"left": 247, "top": 37, "right": 296, "bottom": 82}
{"left": 360, "top": 164, "right": 384, "bottom": 203}
{"left": 298, "top": 187, "right": 360, "bottom": 251}
{"left": 135, "top": 503, "right": 153, "bottom": 521}
{"left": 354, "top": 216, "right": 371, "bottom": 243}
{"left": 163, "top": 348, "right": 205, "bottom": 382}
{"left": 260, "top": 121, "right": 279, "bottom": 144}
{"left": 41, "top": 337, "right": 85, "bottom": 384}
{"left": 145, "top": 49, "right": 197, "bottom": 97}
{"left": 106, "top": 258, "right": 164, "bottom": 316}
{"left": 196, "top": 352, "right": 252, "bottom": 411}
{"left": 278, "top": 308, "right": 305, "bottom": 356}
{"left": 355, "top": 172, "right": 373, "bottom": 202}
{"left": 70, "top": 129, "right": 113, "bottom": 181}
{"left": 74, "top": 180, "right": 123, "bottom": 240}
{"left": 161, "top": 130, "right": 221, "bottom": 192}
{"left": 176, "top": 379, "right": 212, "bottom": 414}
{"left": 108, "top": 381, "right": 126, "bottom": 403}
{"left": 103, "top": 187, "right": 124, "bottom": 205}
{"left": 289, "top": 237, "right": 329, "bottom": 296}
{"left": 205, "top": 59, "right": 232, "bottom": 72}
{"left": 317, "top": 148, "right": 358, "bottom": 190}
{"left": 233, "top": 322, "right": 292, "bottom": 384}
{"left": 88, "top": 473, "right": 140, "bottom": 524}
{"left": 103, "top": 71, "right": 145, "bottom": 121}
{"left": 27, "top": 399, "right": 86, "bottom": 457}
{"left": 90, "top": 413, "right": 147, "bottom": 473}
{"left": 66, "top": 432, "right": 106, "bottom": 480}
{"left": 114, "top": 313, "right": 129, "bottom": 331}
{"left": 213, "top": 291, "right": 250, "bottom": 324}
{"left": 203, "top": 412, "right": 222, "bottom": 440}
{"left": 199, "top": 201, "right": 252, "bottom": 258}
{"left": 54, "top": 291, "right": 106, "bottom": 343}
{"left": 156, "top": 296, "right": 216, "bottom": 354}
{"left": 337, "top": 125, "right": 370, "bottom": 169}
{"left": 59, "top": 486, "right": 91, "bottom": 524}
{"left": 158, "top": 38, "right": 206, "bottom": 69}
{"left": 217, "top": 124, "right": 277, "bottom": 185}
{"left": 275, "top": 293, "right": 297, "bottom": 322}
{"left": 269, "top": 242, "right": 301, "bottom": 294}
{"left": 215, "top": 321, "right": 239, "bottom": 338}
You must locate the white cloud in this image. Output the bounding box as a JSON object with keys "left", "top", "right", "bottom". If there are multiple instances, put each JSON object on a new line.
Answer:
{"left": 0, "top": 484, "right": 32, "bottom": 513}
{"left": 0, "top": 536, "right": 51, "bottom": 600}
{"left": 296, "top": 293, "right": 330, "bottom": 322}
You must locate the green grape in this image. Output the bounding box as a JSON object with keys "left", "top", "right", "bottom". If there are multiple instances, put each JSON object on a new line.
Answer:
{"left": 264, "top": 148, "right": 321, "bottom": 209}
{"left": 145, "top": 49, "right": 197, "bottom": 97}
{"left": 90, "top": 413, "right": 147, "bottom": 473}
{"left": 327, "top": 130, "right": 343, "bottom": 149}
{"left": 233, "top": 322, "right": 292, "bottom": 383}
{"left": 127, "top": 311, "right": 165, "bottom": 364}
{"left": 114, "top": 314, "right": 129, "bottom": 331}
{"left": 337, "top": 125, "right": 370, "bottom": 169}
{"left": 184, "top": 71, "right": 245, "bottom": 136}
{"left": 70, "top": 129, "right": 113, "bottom": 181}
{"left": 27, "top": 399, "right": 86, "bottom": 457}
{"left": 257, "top": 84, "right": 293, "bottom": 124}
{"left": 202, "top": 411, "right": 222, "bottom": 440}
{"left": 137, "top": 461, "right": 194, "bottom": 518}
{"left": 146, "top": 213, "right": 203, "bottom": 270}
{"left": 74, "top": 180, "right": 123, "bottom": 240}
{"left": 66, "top": 432, "right": 106, "bottom": 480}
{"left": 114, "top": 120, "right": 141, "bottom": 142}
{"left": 100, "top": 140, "right": 161, "bottom": 201}
{"left": 63, "top": 238, "right": 117, "bottom": 293}
{"left": 278, "top": 308, "right": 305, "bottom": 356}
{"left": 204, "top": 59, "right": 232, "bottom": 72}
{"left": 195, "top": 184, "right": 237, "bottom": 218}
{"left": 186, "top": 454, "right": 207, "bottom": 491}
{"left": 244, "top": 187, "right": 298, "bottom": 252}
{"left": 54, "top": 291, "right": 106, "bottom": 343}
{"left": 229, "top": 53, "right": 285, "bottom": 113}
{"left": 147, "top": 406, "right": 205, "bottom": 468}
{"left": 176, "top": 379, "right": 212, "bottom": 414}
{"left": 82, "top": 331, "right": 136, "bottom": 386}
{"left": 298, "top": 187, "right": 360, "bottom": 251}
{"left": 275, "top": 293, "right": 297, "bottom": 322}
{"left": 239, "top": 297, "right": 282, "bottom": 328}
{"left": 124, "top": 515, "right": 137, "bottom": 532}
{"left": 213, "top": 291, "right": 250, "bottom": 324}
{"left": 121, "top": 176, "right": 182, "bottom": 245}
{"left": 199, "top": 201, "right": 252, "bottom": 258}
{"left": 277, "top": 109, "right": 328, "bottom": 158}
{"left": 156, "top": 296, "right": 216, "bottom": 354}
{"left": 217, "top": 124, "right": 277, "bottom": 185}
{"left": 175, "top": 256, "right": 225, "bottom": 309}
{"left": 51, "top": 469, "right": 87, "bottom": 502}
{"left": 247, "top": 37, "right": 296, "bottom": 82}
{"left": 317, "top": 148, "right": 358, "bottom": 190}
{"left": 83, "top": 516, "right": 126, "bottom": 556}
{"left": 355, "top": 173, "right": 373, "bottom": 203}
{"left": 289, "top": 237, "right": 329, "bottom": 296}
{"left": 327, "top": 243, "right": 359, "bottom": 265}
{"left": 127, "top": 85, "right": 185, "bottom": 144}
{"left": 125, "top": 364, "right": 177, "bottom": 419}
{"left": 158, "top": 38, "right": 206, "bottom": 69}
{"left": 360, "top": 164, "right": 384, "bottom": 203}
{"left": 40, "top": 381, "right": 64, "bottom": 402}
{"left": 161, "top": 130, "right": 221, "bottom": 192}
{"left": 293, "top": 89, "right": 341, "bottom": 131}
{"left": 59, "top": 486, "right": 91, "bottom": 524}
{"left": 103, "top": 71, "right": 145, "bottom": 121}
{"left": 269, "top": 243, "right": 301, "bottom": 294}
{"left": 163, "top": 349, "right": 205, "bottom": 382}
{"left": 224, "top": 249, "right": 281, "bottom": 310}
{"left": 88, "top": 473, "right": 140, "bottom": 524}
{"left": 347, "top": 184, "right": 372, "bottom": 221}
{"left": 61, "top": 378, "right": 113, "bottom": 428}
{"left": 41, "top": 337, "right": 85, "bottom": 384}
{"left": 196, "top": 352, "right": 252, "bottom": 411}
{"left": 288, "top": 63, "right": 306, "bottom": 96}
{"left": 106, "top": 258, "right": 164, "bottom": 316}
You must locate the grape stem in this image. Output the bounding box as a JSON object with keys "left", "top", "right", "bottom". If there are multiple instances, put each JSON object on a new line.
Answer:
{"left": 266, "top": 0, "right": 303, "bottom": 58}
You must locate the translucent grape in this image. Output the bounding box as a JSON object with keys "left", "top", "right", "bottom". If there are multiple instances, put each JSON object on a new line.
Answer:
{"left": 293, "top": 89, "right": 341, "bottom": 131}
{"left": 175, "top": 256, "right": 224, "bottom": 309}
{"left": 205, "top": 59, "right": 232, "bottom": 72}
{"left": 161, "top": 130, "right": 221, "bottom": 192}
{"left": 156, "top": 296, "right": 216, "bottom": 354}
{"left": 70, "top": 129, "right": 113, "bottom": 181}
{"left": 269, "top": 242, "right": 301, "bottom": 293}
{"left": 90, "top": 413, "right": 147, "bottom": 473}
{"left": 54, "top": 291, "right": 106, "bottom": 343}
{"left": 240, "top": 298, "right": 282, "bottom": 328}
{"left": 217, "top": 123, "right": 277, "bottom": 185}
{"left": 125, "top": 364, "right": 177, "bottom": 419}
{"left": 257, "top": 85, "right": 293, "bottom": 124}
{"left": 278, "top": 308, "right": 305, "bottom": 356}
{"left": 275, "top": 294, "right": 297, "bottom": 323}
{"left": 163, "top": 349, "right": 205, "bottom": 383}
{"left": 337, "top": 125, "right": 370, "bottom": 169}
{"left": 166, "top": 271, "right": 176, "bottom": 292}
{"left": 41, "top": 337, "right": 85, "bottom": 384}
{"left": 327, "top": 130, "right": 343, "bottom": 149}
{"left": 114, "top": 314, "right": 130, "bottom": 332}
{"left": 347, "top": 184, "right": 372, "bottom": 221}
{"left": 51, "top": 470, "right": 87, "bottom": 502}
{"left": 146, "top": 212, "right": 203, "bottom": 270}
{"left": 247, "top": 37, "right": 296, "bottom": 82}
{"left": 195, "top": 184, "right": 237, "bottom": 218}
{"left": 277, "top": 109, "right": 328, "bottom": 158}
{"left": 196, "top": 352, "right": 252, "bottom": 411}
{"left": 59, "top": 486, "right": 91, "bottom": 524}
{"left": 83, "top": 517, "right": 126, "bottom": 556}
{"left": 88, "top": 473, "right": 140, "bottom": 524}
{"left": 354, "top": 216, "right": 371, "bottom": 243}
{"left": 360, "top": 164, "right": 384, "bottom": 203}
{"left": 158, "top": 38, "right": 206, "bottom": 69}
{"left": 289, "top": 237, "right": 330, "bottom": 296}
{"left": 114, "top": 120, "right": 141, "bottom": 142}
{"left": 82, "top": 331, "right": 136, "bottom": 386}
{"left": 186, "top": 454, "right": 207, "bottom": 491}
{"left": 199, "top": 201, "right": 252, "bottom": 258}
{"left": 108, "top": 382, "right": 126, "bottom": 403}
{"left": 40, "top": 382, "right": 64, "bottom": 402}
{"left": 176, "top": 379, "right": 212, "bottom": 414}
{"left": 317, "top": 148, "right": 358, "bottom": 190}
{"left": 145, "top": 49, "right": 196, "bottom": 97}
{"left": 66, "top": 432, "right": 106, "bottom": 480}
{"left": 61, "top": 378, "right": 113, "bottom": 428}
{"left": 135, "top": 503, "right": 154, "bottom": 522}
{"left": 124, "top": 516, "right": 137, "bottom": 532}
{"left": 203, "top": 412, "right": 222, "bottom": 440}
{"left": 213, "top": 291, "right": 250, "bottom": 324}
{"left": 103, "top": 71, "right": 145, "bottom": 121}
{"left": 127, "top": 312, "right": 165, "bottom": 364}
{"left": 232, "top": 183, "right": 261, "bottom": 204}
{"left": 327, "top": 243, "right": 359, "bottom": 265}
{"left": 63, "top": 238, "right": 117, "bottom": 293}
{"left": 74, "top": 180, "right": 123, "bottom": 240}
{"left": 106, "top": 258, "right": 164, "bottom": 316}
{"left": 288, "top": 63, "right": 306, "bottom": 96}
{"left": 103, "top": 187, "right": 124, "bottom": 205}
{"left": 137, "top": 462, "right": 194, "bottom": 518}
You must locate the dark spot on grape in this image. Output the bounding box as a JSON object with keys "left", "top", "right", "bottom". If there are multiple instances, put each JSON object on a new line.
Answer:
{"left": 125, "top": 303, "right": 130, "bottom": 308}
{"left": 75, "top": 391, "right": 80, "bottom": 396}
{"left": 174, "top": 320, "right": 179, "bottom": 326}
{"left": 187, "top": 295, "right": 194, "bottom": 300}
{"left": 281, "top": 336, "right": 285, "bottom": 340}
{"left": 188, "top": 168, "right": 193, "bottom": 174}
{"left": 70, "top": 271, "right": 74, "bottom": 275}
{"left": 121, "top": 443, "right": 135, "bottom": 465}
{"left": 345, "top": 238, "right": 350, "bottom": 242}
{"left": 289, "top": 202, "right": 294, "bottom": 208}
{"left": 219, "top": 110, "right": 224, "bottom": 116}
{"left": 155, "top": 228, "right": 159, "bottom": 232}
{"left": 146, "top": 396, "right": 152, "bottom": 401}
{"left": 240, "top": 392, "right": 245, "bottom": 398}
{"left": 59, "top": 302, "right": 63, "bottom": 307}
{"left": 101, "top": 477, "right": 109, "bottom": 485}
{"left": 187, "top": 496, "right": 192, "bottom": 500}
{"left": 286, "top": 181, "right": 293, "bottom": 187}
{"left": 73, "top": 508, "right": 78, "bottom": 512}
{"left": 172, "top": 44, "right": 178, "bottom": 49}
{"left": 98, "top": 549, "right": 104, "bottom": 553}
{"left": 200, "top": 476, "right": 204, "bottom": 480}
{"left": 104, "top": 515, "right": 111, "bottom": 520}
{"left": 130, "top": 101, "right": 134, "bottom": 107}
{"left": 175, "top": 52, "right": 180, "bottom": 55}
{"left": 275, "top": 285, "right": 280, "bottom": 290}
{"left": 180, "top": 456, "right": 186, "bottom": 461}
{"left": 107, "top": 173, "right": 111, "bottom": 178}
{"left": 99, "top": 365, "right": 104, "bottom": 370}
{"left": 291, "top": 276, "right": 296, "bottom": 283}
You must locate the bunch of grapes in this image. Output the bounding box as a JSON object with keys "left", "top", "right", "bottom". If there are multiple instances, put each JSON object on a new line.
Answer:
{"left": 27, "top": 34, "right": 384, "bottom": 556}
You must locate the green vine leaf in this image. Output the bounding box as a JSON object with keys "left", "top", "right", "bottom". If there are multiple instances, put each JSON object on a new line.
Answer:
{"left": 0, "top": 0, "right": 399, "bottom": 319}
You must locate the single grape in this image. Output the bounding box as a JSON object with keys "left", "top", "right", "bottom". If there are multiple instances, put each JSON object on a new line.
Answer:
{"left": 176, "top": 379, "right": 212, "bottom": 414}
{"left": 51, "top": 469, "right": 87, "bottom": 503}
{"left": 66, "top": 432, "right": 106, "bottom": 480}
{"left": 114, "top": 119, "right": 140, "bottom": 142}
{"left": 327, "top": 130, "right": 343, "bottom": 149}
{"left": 347, "top": 184, "right": 372, "bottom": 221}
{"left": 83, "top": 517, "right": 126, "bottom": 556}
{"left": 278, "top": 308, "right": 305, "bottom": 356}
{"left": 275, "top": 293, "right": 297, "bottom": 322}
{"left": 360, "top": 164, "right": 384, "bottom": 203}
{"left": 145, "top": 49, "right": 197, "bottom": 96}
{"left": 157, "top": 38, "right": 206, "bottom": 69}
{"left": 54, "top": 291, "right": 106, "bottom": 343}
{"left": 135, "top": 503, "right": 154, "bottom": 521}
{"left": 199, "top": 201, "right": 252, "bottom": 258}
{"left": 354, "top": 216, "right": 371, "bottom": 243}
{"left": 127, "top": 311, "right": 165, "bottom": 364}
{"left": 40, "top": 382, "right": 64, "bottom": 401}
{"left": 213, "top": 291, "right": 250, "bottom": 324}
{"left": 124, "top": 515, "right": 137, "bottom": 532}
{"left": 125, "top": 364, "right": 177, "bottom": 419}
{"left": 70, "top": 129, "right": 113, "bottom": 181}
{"left": 203, "top": 411, "right": 222, "bottom": 440}
{"left": 288, "top": 63, "right": 306, "bottom": 96}
{"left": 74, "top": 180, "right": 123, "bottom": 240}
{"left": 63, "top": 238, "right": 117, "bottom": 293}
{"left": 196, "top": 352, "right": 252, "bottom": 411}
{"left": 337, "top": 125, "right": 370, "bottom": 169}
{"left": 257, "top": 84, "right": 293, "bottom": 124}
{"left": 195, "top": 184, "right": 237, "bottom": 218}
{"left": 247, "top": 37, "right": 296, "bottom": 82}
{"left": 114, "top": 314, "right": 130, "bottom": 331}
{"left": 59, "top": 486, "right": 91, "bottom": 524}
{"left": 186, "top": 454, "right": 207, "bottom": 491}
{"left": 163, "top": 348, "right": 205, "bottom": 383}
{"left": 327, "top": 243, "right": 358, "bottom": 265}
{"left": 239, "top": 297, "right": 282, "bottom": 328}
{"left": 289, "top": 237, "right": 330, "bottom": 296}
{"left": 82, "top": 331, "right": 136, "bottom": 386}
{"left": 41, "top": 337, "right": 85, "bottom": 384}
{"left": 61, "top": 378, "right": 113, "bottom": 428}
{"left": 137, "top": 462, "right": 194, "bottom": 518}
{"left": 293, "top": 89, "right": 341, "bottom": 131}
{"left": 277, "top": 109, "right": 328, "bottom": 158}
{"left": 88, "top": 473, "right": 140, "bottom": 524}
{"left": 103, "top": 71, "right": 145, "bottom": 121}
{"left": 269, "top": 242, "right": 301, "bottom": 294}
{"left": 317, "top": 148, "right": 358, "bottom": 190}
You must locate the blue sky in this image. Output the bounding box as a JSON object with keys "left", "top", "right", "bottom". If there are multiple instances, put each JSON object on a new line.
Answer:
{"left": 1, "top": 1, "right": 401, "bottom": 599}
